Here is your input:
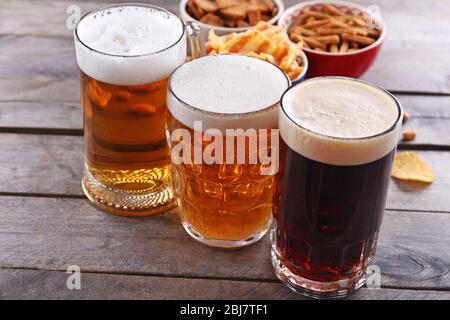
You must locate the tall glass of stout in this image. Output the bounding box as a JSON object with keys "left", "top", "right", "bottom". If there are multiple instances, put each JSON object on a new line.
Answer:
{"left": 74, "top": 4, "right": 201, "bottom": 216}
{"left": 167, "top": 55, "right": 290, "bottom": 249}
{"left": 272, "top": 77, "right": 403, "bottom": 298}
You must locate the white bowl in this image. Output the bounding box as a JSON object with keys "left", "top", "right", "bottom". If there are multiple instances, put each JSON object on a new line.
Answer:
{"left": 293, "top": 50, "right": 309, "bottom": 83}
{"left": 179, "top": 0, "right": 285, "bottom": 36}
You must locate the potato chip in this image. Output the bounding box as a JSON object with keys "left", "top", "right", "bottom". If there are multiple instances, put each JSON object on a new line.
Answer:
{"left": 391, "top": 152, "right": 434, "bottom": 184}
{"left": 206, "top": 22, "right": 305, "bottom": 80}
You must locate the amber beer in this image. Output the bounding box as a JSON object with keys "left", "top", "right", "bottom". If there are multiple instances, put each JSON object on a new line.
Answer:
{"left": 272, "top": 77, "right": 403, "bottom": 298}
{"left": 74, "top": 4, "right": 186, "bottom": 215}
{"left": 167, "top": 55, "right": 290, "bottom": 248}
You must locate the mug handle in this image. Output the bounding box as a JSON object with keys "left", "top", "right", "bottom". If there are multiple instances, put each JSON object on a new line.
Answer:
{"left": 185, "top": 21, "right": 205, "bottom": 59}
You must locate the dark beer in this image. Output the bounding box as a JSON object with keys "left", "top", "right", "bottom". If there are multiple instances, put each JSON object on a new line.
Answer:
{"left": 273, "top": 141, "right": 395, "bottom": 282}
{"left": 272, "top": 77, "right": 402, "bottom": 298}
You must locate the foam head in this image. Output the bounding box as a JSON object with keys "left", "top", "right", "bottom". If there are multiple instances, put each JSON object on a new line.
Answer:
{"left": 280, "top": 77, "right": 402, "bottom": 166}
{"left": 74, "top": 4, "right": 186, "bottom": 85}
{"left": 168, "top": 55, "right": 290, "bottom": 130}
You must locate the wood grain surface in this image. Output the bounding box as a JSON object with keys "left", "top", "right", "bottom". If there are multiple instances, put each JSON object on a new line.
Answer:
{"left": 0, "top": 196, "right": 448, "bottom": 290}
{"left": 0, "top": 133, "right": 448, "bottom": 212}
{"left": 2, "top": 268, "right": 450, "bottom": 300}
{"left": 0, "top": 0, "right": 449, "bottom": 299}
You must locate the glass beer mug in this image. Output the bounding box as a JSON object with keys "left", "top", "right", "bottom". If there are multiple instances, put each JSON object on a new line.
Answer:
{"left": 272, "top": 77, "right": 403, "bottom": 298}
{"left": 166, "top": 54, "right": 290, "bottom": 248}
{"left": 74, "top": 3, "right": 203, "bottom": 216}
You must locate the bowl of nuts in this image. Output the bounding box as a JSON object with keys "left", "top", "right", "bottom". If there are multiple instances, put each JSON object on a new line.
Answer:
{"left": 180, "top": 0, "right": 285, "bottom": 36}
{"left": 278, "top": 0, "right": 386, "bottom": 78}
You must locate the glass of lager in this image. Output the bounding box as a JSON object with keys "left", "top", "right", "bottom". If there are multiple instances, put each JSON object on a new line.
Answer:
{"left": 272, "top": 77, "right": 403, "bottom": 298}
{"left": 75, "top": 4, "right": 200, "bottom": 216}
{"left": 167, "top": 55, "right": 290, "bottom": 248}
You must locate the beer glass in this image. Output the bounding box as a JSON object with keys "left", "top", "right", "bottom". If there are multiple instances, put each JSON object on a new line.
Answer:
{"left": 167, "top": 55, "right": 290, "bottom": 248}
{"left": 74, "top": 4, "right": 201, "bottom": 216}
{"left": 272, "top": 77, "right": 403, "bottom": 298}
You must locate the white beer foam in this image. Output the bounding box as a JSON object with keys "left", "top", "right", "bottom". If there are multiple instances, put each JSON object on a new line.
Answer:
{"left": 75, "top": 5, "right": 186, "bottom": 85}
{"left": 280, "top": 78, "right": 402, "bottom": 166}
{"left": 168, "top": 55, "right": 290, "bottom": 130}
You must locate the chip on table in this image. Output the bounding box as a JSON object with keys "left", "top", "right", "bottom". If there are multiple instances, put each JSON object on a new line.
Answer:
{"left": 391, "top": 151, "right": 434, "bottom": 184}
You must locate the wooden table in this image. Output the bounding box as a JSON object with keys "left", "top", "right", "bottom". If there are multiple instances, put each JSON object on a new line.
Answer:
{"left": 0, "top": 0, "right": 449, "bottom": 300}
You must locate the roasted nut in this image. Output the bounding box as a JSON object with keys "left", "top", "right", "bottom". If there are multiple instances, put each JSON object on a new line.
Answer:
{"left": 187, "top": 0, "right": 278, "bottom": 27}
{"left": 403, "top": 111, "right": 410, "bottom": 123}
{"left": 402, "top": 131, "right": 416, "bottom": 141}
{"left": 200, "top": 13, "right": 225, "bottom": 26}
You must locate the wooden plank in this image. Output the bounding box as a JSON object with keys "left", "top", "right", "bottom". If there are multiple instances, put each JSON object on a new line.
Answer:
{"left": 0, "top": 28, "right": 449, "bottom": 146}
{"left": 1, "top": 269, "right": 449, "bottom": 300}
{"left": 0, "top": 196, "right": 449, "bottom": 290}
{"left": 0, "top": 101, "right": 82, "bottom": 133}
{"left": 398, "top": 95, "right": 450, "bottom": 149}
{"left": 1, "top": 1, "right": 450, "bottom": 94}
{"left": 1, "top": 94, "right": 449, "bottom": 148}
{"left": 0, "top": 133, "right": 448, "bottom": 212}
{"left": 0, "top": 0, "right": 178, "bottom": 38}
{"left": 3, "top": 0, "right": 450, "bottom": 42}
{"left": 386, "top": 150, "right": 450, "bottom": 212}
{"left": 0, "top": 134, "right": 83, "bottom": 195}
{"left": 0, "top": 35, "right": 79, "bottom": 102}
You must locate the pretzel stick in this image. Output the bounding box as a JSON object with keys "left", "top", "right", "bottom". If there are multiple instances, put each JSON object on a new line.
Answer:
{"left": 323, "top": 4, "right": 345, "bottom": 16}
{"left": 333, "top": 15, "right": 355, "bottom": 21}
{"left": 301, "top": 19, "right": 329, "bottom": 29}
{"left": 368, "top": 29, "right": 381, "bottom": 38}
{"left": 350, "top": 17, "right": 366, "bottom": 27}
{"left": 326, "top": 19, "right": 351, "bottom": 29}
{"left": 316, "top": 27, "right": 357, "bottom": 35}
{"left": 290, "top": 33, "right": 309, "bottom": 49}
{"left": 299, "top": 27, "right": 316, "bottom": 36}
{"left": 290, "top": 26, "right": 316, "bottom": 37}
{"left": 303, "top": 37, "right": 327, "bottom": 50}
{"left": 311, "top": 35, "right": 340, "bottom": 44}
{"left": 291, "top": 13, "right": 308, "bottom": 27}
{"left": 302, "top": 10, "right": 330, "bottom": 20}
{"left": 342, "top": 33, "right": 375, "bottom": 46}
{"left": 354, "top": 28, "right": 369, "bottom": 36}
{"left": 290, "top": 33, "right": 302, "bottom": 43}
{"left": 339, "top": 40, "right": 349, "bottom": 52}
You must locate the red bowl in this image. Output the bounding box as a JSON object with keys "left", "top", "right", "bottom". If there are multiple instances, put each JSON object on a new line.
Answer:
{"left": 278, "top": 1, "right": 386, "bottom": 78}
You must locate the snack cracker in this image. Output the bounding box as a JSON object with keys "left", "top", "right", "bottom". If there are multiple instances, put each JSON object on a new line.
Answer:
{"left": 391, "top": 152, "right": 434, "bottom": 184}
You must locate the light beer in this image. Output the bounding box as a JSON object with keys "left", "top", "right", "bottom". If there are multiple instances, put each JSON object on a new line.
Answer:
{"left": 272, "top": 77, "right": 403, "bottom": 298}
{"left": 167, "top": 55, "right": 290, "bottom": 248}
{"left": 74, "top": 4, "right": 186, "bottom": 215}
